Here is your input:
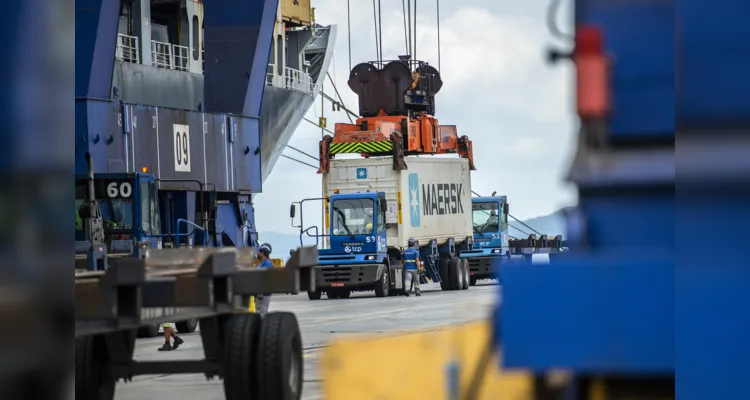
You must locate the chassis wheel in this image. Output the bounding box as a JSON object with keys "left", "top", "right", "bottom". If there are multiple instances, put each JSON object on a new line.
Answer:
{"left": 449, "top": 257, "right": 463, "bottom": 290}
{"left": 326, "top": 290, "right": 339, "bottom": 299}
{"left": 470, "top": 276, "right": 478, "bottom": 286}
{"left": 439, "top": 258, "right": 451, "bottom": 291}
{"left": 338, "top": 289, "right": 351, "bottom": 299}
{"left": 75, "top": 334, "right": 116, "bottom": 400}
{"left": 137, "top": 323, "right": 159, "bottom": 338}
{"left": 256, "top": 312, "right": 304, "bottom": 400}
{"left": 461, "top": 258, "right": 470, "bottom": 290}
{"left": 223, "top": 313, "right": 262, "bottom": 400}
{"left": 374, "top": 267, "right": 390, "bottom": 297}
{"left": 307, "top": 290, "right": 322, "bottom": 300}
{"left": 176, "top": 318, "right": 199, "bottom": 333}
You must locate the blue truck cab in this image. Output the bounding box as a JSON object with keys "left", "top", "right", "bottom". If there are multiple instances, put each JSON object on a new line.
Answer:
{"left": 75, "top": 172, "right": 163, "bottom": 259}
{"left": 296, "top": 192, "right": 401, "bottom": 300}
{"left": 460, "top": 196, "right": 509, "bottom": 285}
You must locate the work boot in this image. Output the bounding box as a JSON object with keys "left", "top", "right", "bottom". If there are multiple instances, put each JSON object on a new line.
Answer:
{"left": 403, "top": 291, "right": 410, "bottom": 297}
{"left": 157, "top": 342, "right": 172, "bottom": 351}
{"left": 172, "top": 336, "right": 184, "bottom": 350}
{"left": 416, "top": 291, "right": 421, "bottom": 297}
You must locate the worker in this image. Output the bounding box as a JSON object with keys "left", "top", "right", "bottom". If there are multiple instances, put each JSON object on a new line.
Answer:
{"left": 483, "top": 210, "right": 499, "bottom": 233}
{"left": 401, "top": 238, "right": 422, "bottom": 297}
{"left": 255, "top": 243, "right": 274, "bottom": 315}
{"left": 157, "top": 323, "right": 184, "bottom": 351}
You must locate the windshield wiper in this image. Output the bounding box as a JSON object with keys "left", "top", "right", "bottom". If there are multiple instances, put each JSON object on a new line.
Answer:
{"left": 333, "top": 207, "right": 355, "bottom": 239}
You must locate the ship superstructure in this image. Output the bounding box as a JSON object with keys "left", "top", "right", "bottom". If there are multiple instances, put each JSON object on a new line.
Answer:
{"left": 110, "top": 0, "right": 335, "bottom": 182}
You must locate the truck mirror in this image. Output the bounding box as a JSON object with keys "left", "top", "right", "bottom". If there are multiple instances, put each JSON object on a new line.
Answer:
{"left": 504, "top": 203, "right": 509, "bottom": 215}
{"left": 380, "top": 199, "right": 388, "bottom": 213}
{"left": 290, "top": 204, "right": 296, "bottom": 219}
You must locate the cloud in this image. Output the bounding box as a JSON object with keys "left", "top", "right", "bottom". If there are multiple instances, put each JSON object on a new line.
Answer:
{"left": 255, "top": 0, "right": 578, "bottom": 236}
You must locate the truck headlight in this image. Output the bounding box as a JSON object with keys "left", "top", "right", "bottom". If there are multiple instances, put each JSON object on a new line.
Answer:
{"left": 491, "top": 249, "right": 501, "bottom": 254}
{"left": 364, "top": 255, "right": 377, "bottom": 261}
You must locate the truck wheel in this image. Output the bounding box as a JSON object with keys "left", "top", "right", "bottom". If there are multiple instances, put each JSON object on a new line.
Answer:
{"left": 326, "top": 290, "right": 339, "bottom": 299}
{"left": 439, "top": 258, "right": 451, "bottom": 291}
{"left": 449, "top": 257, "right": 463, "bottom": 290}
{"left": 470, "top": 276, "right": 478, "bottom": 286}
{"left": 137, "top": 323, "right": 159, "bottom": 338}
{"left": 339, "top": 289, "right": 351, "bottom": 299}
{"left": 374, "top": 267, "right": 390, "bottom": 297}
{"left": 461, "top": 259, "right": 470, "bottom": 290}
{"left": 307, "top": 290, "right": 322, "bottom": 300}
{"left": 75, "top": 334, "right": 115, "bottom": 400}
{"left": 223, "top": 313, "right": 262, "bottom": 400}
{"left": 176, "top": 318, "right": 199, "bottom": 333}
{"left": 256, "top": 312, "right": 304, "bottom": 400}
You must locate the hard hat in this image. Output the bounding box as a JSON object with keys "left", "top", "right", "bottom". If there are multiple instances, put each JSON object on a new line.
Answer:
{"left": 259, "top": 243, "right": 272, "bottom": 257}
{"left": 365, "top": 222, "right": 373, "bottom": 230}
{"left": 407, "top": 238, "right": 416, "bottom": 247}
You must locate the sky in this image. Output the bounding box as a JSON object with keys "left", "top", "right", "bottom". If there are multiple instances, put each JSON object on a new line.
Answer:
{"left": 254, "top": 0, "right": 578, "bottom": 236}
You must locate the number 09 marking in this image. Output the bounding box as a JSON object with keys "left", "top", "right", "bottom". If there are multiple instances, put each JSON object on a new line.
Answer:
{"left": 173, "top": 124, "right": 191, "bottom": 172}
{"left": 107, "top": 182, "right": 132, "bottom": 198}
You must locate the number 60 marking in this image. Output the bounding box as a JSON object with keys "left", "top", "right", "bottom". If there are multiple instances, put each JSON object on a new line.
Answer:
{"left": 107, "top": 182, "right": 132, "bottom": 198}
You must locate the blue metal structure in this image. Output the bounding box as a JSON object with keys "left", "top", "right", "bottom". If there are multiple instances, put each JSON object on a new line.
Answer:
{"left": 74, "top": 0, "right": 280, "bottom": 256}
{"left": 496, "top": 0, "right": 675, "bottom": 396}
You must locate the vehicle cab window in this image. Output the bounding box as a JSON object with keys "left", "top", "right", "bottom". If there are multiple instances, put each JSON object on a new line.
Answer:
{"left": 472, "top": 201, "right": 500, "bottom": 234}
{"left": 377, "top": 198, "right": 386, "bottom": 233}
{"left": 331, "top": 198, "right": 374, "bottom": 236}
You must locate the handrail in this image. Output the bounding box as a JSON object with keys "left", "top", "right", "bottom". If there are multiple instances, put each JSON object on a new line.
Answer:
{"left": 175, "top": 218, "right": 206, "bottom": 247}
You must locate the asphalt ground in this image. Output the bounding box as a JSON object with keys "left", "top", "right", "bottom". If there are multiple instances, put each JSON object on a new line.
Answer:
{"left": 114, "top": 281, "right": 499, "bottom": 400}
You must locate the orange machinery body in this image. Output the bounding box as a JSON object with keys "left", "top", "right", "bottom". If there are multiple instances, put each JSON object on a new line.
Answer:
{"left": 316, "top": 58, "right": 476, "bottom": 173}
{"left": 317, "top": 111, "right": 475, "bottom": 173}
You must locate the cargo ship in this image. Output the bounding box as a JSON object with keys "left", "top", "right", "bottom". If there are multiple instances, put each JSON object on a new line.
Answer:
{"left": 110, "top": 0, "right": 336, "bottom": 182}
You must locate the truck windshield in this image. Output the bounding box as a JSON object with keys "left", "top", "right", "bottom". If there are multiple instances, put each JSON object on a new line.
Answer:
{"left": 331, "top": 199, "right": 375, "bottom": 236}
{"left": 140, "top": 181, "right": 162, "bottom": 235}
{"left": 75, "top": 180, "right": 134, "bottom": 232}
{"left": 472, "top": 202, "right": 505, "bottom": 234}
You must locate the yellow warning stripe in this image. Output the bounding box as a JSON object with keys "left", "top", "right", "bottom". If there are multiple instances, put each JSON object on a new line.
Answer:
{"left": 330, "top": 141, "right": 392, "bottom": 154}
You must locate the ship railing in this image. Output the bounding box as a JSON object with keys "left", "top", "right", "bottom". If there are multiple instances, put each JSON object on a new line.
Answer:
{"left": 172, "top": 44, "right": 190, "bottom": 72}
{"left": 150, "top": 40, "right": 190, "bottom": 72}
{"left": 266, "top": 65, "right": 317, "bottom": 96}
{"left": 115, "top": 34, "right": 140, "bottom": 64}
{"left": 151, "top": 40, "right": 173, "bottom": 69}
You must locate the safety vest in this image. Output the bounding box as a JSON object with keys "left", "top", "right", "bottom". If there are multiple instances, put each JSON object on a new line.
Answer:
{"left": 75, "top": 209, "right": 83, "bottom": 231}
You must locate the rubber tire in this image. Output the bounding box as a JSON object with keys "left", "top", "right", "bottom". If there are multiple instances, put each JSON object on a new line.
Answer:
{"left": 449, "top": 257, "right": 463, "bottom": 291}
{"left": 326, "top": 290, "right": 339, "bottom": 299}
{"left": 470, "top": 276, "right": 478, "bottom": 286}
{"left": 176, "top": 318, "right": 199, "bottom": 333}
{"left": 137, "top": 323, "right": 159, "bottom": 338}
{"left": 439, "top": 258, "right": 452, "bottom": 291}
{"left": 223, "top": 313, "right": 262, "bottom": 400}
{"left": 461, "top": 258, "right": 470, "bottom": 290}
{"left": 374, "top": 266, "right": 390, "bottom": 297}
{"left": 338, "top": 289, "right": 351, "bottom": 299}
{"left": 307, "top": 290, "right": 322, "bottom": 300}
{"left": 256, "top": 312, "right": 304, "bottom": 400}
{"left": 75, "top": 334, "right": 115, "bottom": 400}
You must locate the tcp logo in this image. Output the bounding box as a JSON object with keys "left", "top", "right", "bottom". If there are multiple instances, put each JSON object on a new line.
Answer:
{"left": 407, "top": 173, "right": 420, "bottom": 227}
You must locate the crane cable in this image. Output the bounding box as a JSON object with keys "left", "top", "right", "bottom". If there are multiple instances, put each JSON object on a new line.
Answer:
{"left": 436, "top": 0, "right": 441, "bottom": 70}
{"left": 280, "top": 154, "right": 318, "bottom": 169}
{"left": 347, "top": 0, "right": 352, "bottom": 71}
{"left": 402, "top": 0, "right": 409, "bottom": 55}
{"left": 372, "top": 0, "right": 380, "bottom": 63}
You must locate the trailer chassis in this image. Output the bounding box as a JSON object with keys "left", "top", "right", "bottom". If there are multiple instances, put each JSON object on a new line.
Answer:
{"left": 75, "top": 246, "right": 317, "bottom": 400}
